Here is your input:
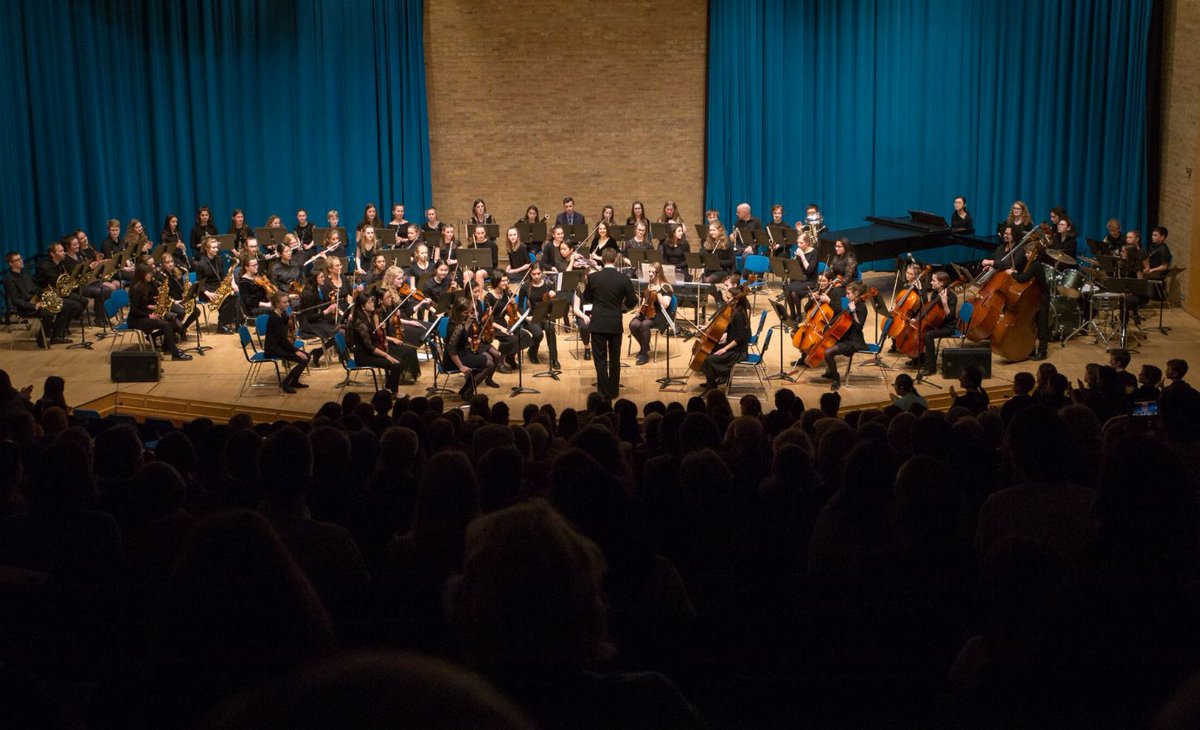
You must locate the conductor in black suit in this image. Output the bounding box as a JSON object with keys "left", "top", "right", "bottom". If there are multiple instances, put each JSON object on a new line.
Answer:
{"left": 263, "top": 291, "right": 309, "bottom": 393}
{"left": 554, "top": 196, "right": 586, "bottom": 228}
{"left": 583, "top": 247, "right": 638, "bottom": 400}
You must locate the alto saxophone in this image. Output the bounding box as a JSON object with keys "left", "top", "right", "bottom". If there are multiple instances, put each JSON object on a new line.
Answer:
{"left": 181, "top": 280, "right": 198, "bottom": 320}
{"left": 153, "top": 277, "right": 172, "bottom": 317}
{"left": 207, "top": 266, "right": 236, "bottom": 311}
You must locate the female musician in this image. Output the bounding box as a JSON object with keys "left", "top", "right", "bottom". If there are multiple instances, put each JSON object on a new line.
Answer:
{"left": 357, "top": 203, "right": 381, "bottom": 243}
{"left": 271, "top": 239, "right": 303, "bottom": 292}
{"left": 193, "top": 236, "right": 239, "bottom": 332}
{"left": 519, "top": 263, "right": 559, "bottom": 369}
{"left": 981, "top": 225, "right": 1025, "bottom": 272}
{"left": 238, "top": 256, "right": 273, "bottom": 317}
{"left": 437, "top": 224, "right": 460, "bottom": 265}
{"left": 701, "top": 222, "right": 735, "bottom": 282}
{"left": 347, "top": 291, "right": 411, "bottom": 394}
{"left": 323, "top": 256, "right": 353, "bottom": 320}
{"left": 422, "top": 207, "right": 445, "bottom": 237}
{"left": 950, "top": 196, "right": 974, "bottom": 233}
{"left": 484, "top": 271, "right": 525, "bottom": 371}
{"left": 128, "top": 263, "right": 190, "bottom": 361}
{"left": 75, "top": 230, "right": 118, "bottom": 322}
{"left": 261, "top": 215, "right": 284, "bottom": 259}
{"left": 362, "top": 253, "right": 389, "bottom": 289}
{"left": 571, "top": 270, "right": 592, "bottom": 363}
{"left": 422, "top": 259, "right": 456, "bottom": 306}
{"left": 189, "top": 206, "right": 218, "bottom": 258}
{"left": 327, "top": 210, "right": 341, "bottom": 229}
{"left": 698, "top": 275, "right": 750, "bottom": 391}
{"left": 1102, "top": 218, "right": 1123, "bottom": 255}
{"left": 626, "top": 221, "right": 654, "bottom": 252}
{"left": 1118, "top": 230, "right": 1143, "bottom": 277}
{"left": 818, "top": 281, "right": 868, "bottom": 389}
{"left": 829, "top": 237, "right": 858, "bottom": 282}
{"left": 375, "top": 287, "right": 423, "bottom": 381}
{"left": 596, "top": 205, "right": 617, "bottom": 234}
{"left": 627, "top": 201, "right": 650, "bottom": 228}
{"left": 910, "top": 271, "right": 958, "bottom": 375}
{"left": 658, "top": 200, "right": 684, "bottom": 230}
{"left": 124, "top": 219, "right": 152, "bottom": 256}
{"left": 388, "top": 203, "right": 408, "bottom": 232}
{"left": 784, "top": 227, "right": 821, "bottom": 320}
{"left": 401, "top": 223, "right": 422, "bottom": 250}
{"left": 160, "top": 252, "right": 201, "bottom": 339}
{"left": 160, "top": 214, "right": 187, "bottom": 261}
{"left": 263, "top": 290, "right": 310, "bottom": 393}
{"left": 518, "top": 205, "right": 544, "bottom": 253}
{"left": 443, "top": 298, "right": 497, "bottom": 397}
{"left": 305, "top": 228, "right": 346, "bottom": 271}
{"left": 381, "top": 264, "right": 432, "bottom": 341}
{"left": 986, "top": 225, "right": 1052, "bottom": 361}
{"left": 629, "top": 262, "right": 673, "bottom": 366}
{"left": 659, "top": 223, "right": 689, "bottom": 277}
{"left": 589, "top": 221, "right": 620, "bottom": 268}
{"left": 542, "top": 235, "right": 575, "bottom": 274}
{"left": 503, "top": 226, "right": 531, "bottom": 280}
{"left": 228, "top": 209, "right": 254, "bottom": 252}
{"left": 356, "top": 225, "right": 381, "bottom": 274}
{"left": 470, "top": 198, "right": 496, "bottom": 226}
{"left": 999, "top": 200, "right": 1033, "bottom": 238}
{"left": 298, "top": 270, "right": 338, "bottom": 366}
{"left": 408, "top": 243, "right": 435, "bottom": 286}
{"left": 464, "top": 279, "right": 504, "bottom": 375}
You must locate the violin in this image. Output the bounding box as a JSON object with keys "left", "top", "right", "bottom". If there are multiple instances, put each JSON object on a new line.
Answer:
{"left": 255, "top": 274, "right": 278, "bottom": 297}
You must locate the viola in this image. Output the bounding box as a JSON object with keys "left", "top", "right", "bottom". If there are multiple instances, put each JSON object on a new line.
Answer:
{"left": 802, "top": 287, "right": 879, "bottom": 369}
{"left": 640, "top": 284, "right": 660, "bottom": 319}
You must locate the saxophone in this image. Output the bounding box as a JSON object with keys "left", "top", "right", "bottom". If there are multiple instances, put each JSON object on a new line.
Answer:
{"left": 207, "top": 266, "right": 236, "bottom": 311}
{"left": 153, "top": 277, "right": 172, "bottom": 317}
{"left": 181, "top": 280, "right": 198, "bottom": 320}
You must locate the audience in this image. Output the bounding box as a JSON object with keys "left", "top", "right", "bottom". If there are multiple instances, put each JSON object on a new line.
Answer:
{"left": 0, "top": 358, "right": 1195, "bottom": 728}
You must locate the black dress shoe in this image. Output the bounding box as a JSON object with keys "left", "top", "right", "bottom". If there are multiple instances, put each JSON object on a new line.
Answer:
{"left": 635, "top": 354, "right": 649, "bottom": 366}
{"left": 497, "top": 363, "right": 512, "bottom": 374}
{"left": 484, "top": 378, "right": 500, "bottom": 388}
{"left": 217, "top": 325, "right": 236, "bottom": 335}
{"left": 171, "top": 350, "right": 193, "bottom": 361}
{"left": 528, "top": 351, "right": 541, "bottom": 365}
{"left": 551, "top": 360, "right": 561, "bottom": 370}
{"left": 51, "top": 336, "right": 71, "bottom": 344}
{"left": 506, "top": 356, "right": 518, "bottom": 369}
{"left": 830, "top": 379, "right": 841, "bottom": 390}
{"left": 584, "top": 348, "right": 591, "bottom": 360}
{"left": 1030, "top": 351, "right": 1048, "bottom": 361}
{"left": 905, "top": 357, "right": 921, "bottom": 367}
{"left": 292, "top": 381, "right": 309, "bottom": 388}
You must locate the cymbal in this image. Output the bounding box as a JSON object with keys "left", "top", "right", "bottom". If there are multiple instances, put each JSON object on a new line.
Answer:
{"left": 1045, "top": 249, "right": 1076, "bottom": 265}
{"left": 1078, "top": 256, "right": 1099, "bottom": 266}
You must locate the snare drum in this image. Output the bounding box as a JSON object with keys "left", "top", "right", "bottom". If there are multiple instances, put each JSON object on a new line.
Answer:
{"left": 1055, "top": 269, "right": 1084, "bottom": 299}
{"left": 1092, "top": 292, "right": 1122, "bottom": 313}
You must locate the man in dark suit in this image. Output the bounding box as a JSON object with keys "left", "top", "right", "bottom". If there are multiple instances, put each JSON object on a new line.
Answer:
{"left": 583, "top": 247, "right": 638, "bottom": 400}
{"left": 263, "top": 291, "right": 309, "bottom": 393}
{"left": 554, "top": 196, "right": 586, "bottom": 228}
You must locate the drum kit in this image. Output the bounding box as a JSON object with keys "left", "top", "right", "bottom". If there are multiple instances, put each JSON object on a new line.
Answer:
{"left": 1053, "top": 251, "right": 1135, "bottom": 349}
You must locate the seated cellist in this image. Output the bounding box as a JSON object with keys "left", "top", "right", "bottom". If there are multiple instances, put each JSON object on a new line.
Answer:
{"left": 820, "top": 281, "right": 867, "bottom": 389}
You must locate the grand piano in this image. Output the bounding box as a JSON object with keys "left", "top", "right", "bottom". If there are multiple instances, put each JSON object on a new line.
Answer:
{"left": 818, "top": 210, "right": 994, "bottom": 267}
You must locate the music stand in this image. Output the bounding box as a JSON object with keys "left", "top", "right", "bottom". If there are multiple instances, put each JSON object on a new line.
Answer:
{"left": 561, "top": 224, "right": 588, "bottom": 245}
{"left": 254, "top": 227, "right": 290, "bottom": 250}
{"left": 434, "top": 291, "right": 457, "bottom": 316}
{"left": 531, "top": 299, "right": 568, "bottom": 380}
{"left": 391, "top": 249, "right": 414, "bottom": 269}
{"left": 1096, "top": 255, "right": 1122, "bottom": 276}
{"left": 768, "top": 225, "right": 798, "bottom": 254}
{"left": 608, "top": 224, "right": 630, "bottom": 240}
{"left": 508, "top": 306, "right": 539, "bottom": 397}
{"left": 457, "top": 248, "right": 495, "bottom": 272}
{"left": 65, "top": 260, "right": 95, "bottom": 350}
{"left": 377, "top": 228, "right": 398, "bottom": 247}
{"left": 692, "top": 223, "right": 709, "bottom": 241}
{"left": 765, "top": 296, "right": 798, "bottom": 383}
{"left": 649, "top": 222, "right": 672, "bottom": 242}
{"left": 1149, "top": 267, "right": 1184, "bottom": 335}
{"left": 420, "top": 230, "right": 442, "bottom": 248}
{"left": 1104, "top": 276, "right": 1158, "bottom": 347}
{"left": 312, "top": 227, "right": 347, "bottom": 249}
{"left": 655, "top": 301, "right": 687, "bottom": 390}
{"left": 378, "top": 251, "right": 407, "bottom": 271}
{"left": 516, "top": 220, "right": 547, "bottom": 245}
{"left": 464, "top": 223, "right": 500, "bottom": 240}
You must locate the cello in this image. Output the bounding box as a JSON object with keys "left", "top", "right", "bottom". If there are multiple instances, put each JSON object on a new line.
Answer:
{"left": 882, "top": 265, "right": 930, "bottom": 340}
{"left": 802, "top": 287, "right": 879, "bottom": 369}
{"left": 790, "top": 275, "right": 842, "bottom": 351}
{"left": 891, "top": 282, "right": 959, "bottom": 359}
{"left": 689, "top": 276, "right": 755, "bottom": 372}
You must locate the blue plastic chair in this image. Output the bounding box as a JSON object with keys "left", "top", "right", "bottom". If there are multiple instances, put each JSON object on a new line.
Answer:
{"left": 728, "top": 328, "right": 771, "bottom": 393}
{"left": 427, "top": 316, "right": 468, "bottom": 395}
{"left": 332, "top": 330, "right": 383, "bottom": 390}
{"left": 748, "top": 308, "right": 769, "bottom": 351}
{"left": 237, "top": 325, "right": 285, "bottom": 394}
{"left": 104, "top": 288, "right": 149, "bottom": 354}
{"left": 954, "top": 301, "right": 974, "bottom": 345}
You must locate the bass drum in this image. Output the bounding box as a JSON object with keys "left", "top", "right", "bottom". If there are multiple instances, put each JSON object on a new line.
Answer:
{"left": 1050, "top": 295, "right": 1082, "bottom": 340}
{"left": 1055, "top": 269, "right": 1085, "bottom": 299}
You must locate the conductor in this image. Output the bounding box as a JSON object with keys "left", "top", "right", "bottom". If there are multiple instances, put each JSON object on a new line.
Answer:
{"left": 583, "top": 247, "right": 639, "bottom": 400}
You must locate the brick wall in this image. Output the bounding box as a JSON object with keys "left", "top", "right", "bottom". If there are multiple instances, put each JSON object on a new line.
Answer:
{"left": 423, "top": 0, "right": 707, "bottom": 237}
{"left": 1160, "top": 0, "right": 1200, "bottom": 311}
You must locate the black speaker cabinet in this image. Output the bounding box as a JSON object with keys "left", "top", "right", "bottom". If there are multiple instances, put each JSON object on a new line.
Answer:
{"left": 111, "top": 348, "right": 161, "bottom": 382}
{"left": 941, "top": 347, "right": 992, "bottom": 379}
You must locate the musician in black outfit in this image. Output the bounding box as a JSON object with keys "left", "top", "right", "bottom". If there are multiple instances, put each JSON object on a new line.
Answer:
{"left": 819, "top": 281, "right": 867, "bottom": 389}
{"left": 699, "top": 275, "right": 751, "bottom": 391}
{"left": 348, "top": 291, "right": 409, "bottom": 394}
{"left": 915, "top": 271, "right": 958, "bottom": 376}
{"left": 190, "top": 207, "right": 218, "bottom": 258}
{"left": 32, "top": 242, "right": 85, "bottom": 343}
{"left": 659, "top": 224, "right": 690, "bottom": 278}
{"left": 982, "top": 225, "right": 1051, "bottom": 360}
{"left": 629, "top": 262, "right": 673, "bottom": 366}
{"left": 128, "top": 263, "right": 190, "bottom": 361}
{"left": 298, "top": 270, "right": 338, "bottom": 367}
{"left": 583, "top": 248, "right": 639, "bottom": 400}
{"left": 193, "top": 236, "right": 239, "bottom": 332}
{"left": 828, "top": 238, "right": 858, "bottom": 282}
{"left": 784, "top": 228, "right": 821, "bottom": 320}
{"left": 484, "top": 271, "right": 527, "bottom": 371}
{"left": 443, "top": 298, "right": 496, "bottom": 398}
{"left": 160, "top": 253, "right": 201, "bottom": 338}
{"left": 238, "top": 257, "right": 273, "bottom": 318}
{"left": 262, "top": 291, "right": 309, "bottom": 393}
{"left": 519, "top": 263, "right": 560, "bottom": 369}
{"left": 733, "top": 203, "right": 764, "bottom": 255}
{"left": 5, "top": 251, "right": 63, "bottom": 348}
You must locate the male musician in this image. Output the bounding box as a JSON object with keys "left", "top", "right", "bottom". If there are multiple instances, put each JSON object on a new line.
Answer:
{"left": 1142, "top": 226, "right": 1172, "bottom": 279}
{"left": 5, "top": 251, "right": 67, "bottom": 347}
{"left": 263, "top": 291, "right": 309, "bottom": 393}
{"left": 914, "top": 271, "right": 958, "bottom": 376}
{"left": 34, "top": 241, "right": 85, "bottom": 343}
{"left": 820, "top": 281, "right": 868, "bottom": 390}
{"left": 584, "top": 248, "right": 638, "bottom": 400}
{"left": 984, "top": 226, "right": 1051, "bottom": 360}
{"left": 732, "top": 203, "right": 763, "bottom": 256}
{"left": 555, "top": 196, "right": 585, "bottom": 228}
{"left": 101, "top": 219, "right": 123, "bottom": 259}
{"left": 519, "top": 263, "right": 560, "bottom": 370}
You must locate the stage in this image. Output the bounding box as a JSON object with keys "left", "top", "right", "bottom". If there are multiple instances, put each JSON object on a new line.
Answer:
{"left": 4, "top": 277, "right": 1198, "bottom": 422}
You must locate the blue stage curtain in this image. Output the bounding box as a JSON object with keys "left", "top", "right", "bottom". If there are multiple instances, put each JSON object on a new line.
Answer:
{"left": 0, "top": 0, "right": 430, "bottom": 260}
{"left": 707, "top": 0, "right": 1152, "bottom": 260}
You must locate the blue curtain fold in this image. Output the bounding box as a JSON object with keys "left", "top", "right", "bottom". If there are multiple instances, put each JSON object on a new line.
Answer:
{"left": 0, "top": 0, "right": 430, "bottom": 259}
{"left": 706, "top": 0, "right": 1152, "bottom": 256}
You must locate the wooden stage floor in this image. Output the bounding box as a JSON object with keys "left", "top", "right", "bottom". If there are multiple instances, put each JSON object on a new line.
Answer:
{"left": 4, "top": 280, "right": 1198, "bottom": 420}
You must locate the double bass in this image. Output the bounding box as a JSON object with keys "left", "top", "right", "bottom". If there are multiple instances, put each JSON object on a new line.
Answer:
{"left": 802, "top": 287, "right": 879, "bottom": 369}
{"left": 966, "top": 224, "right": 1049, "bottom": 362}
{"left": 689, "top": 276, "right": 755, "bottom": 371}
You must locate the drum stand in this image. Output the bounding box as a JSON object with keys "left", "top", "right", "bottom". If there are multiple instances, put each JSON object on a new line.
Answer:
{"left": 1061, "top": 294, "right": 1111, "bottom": 348}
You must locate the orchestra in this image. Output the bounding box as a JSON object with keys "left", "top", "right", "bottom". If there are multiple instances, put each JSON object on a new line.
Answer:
{"left": 3, "top": 196, "right": 1179, "bottom": 402}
